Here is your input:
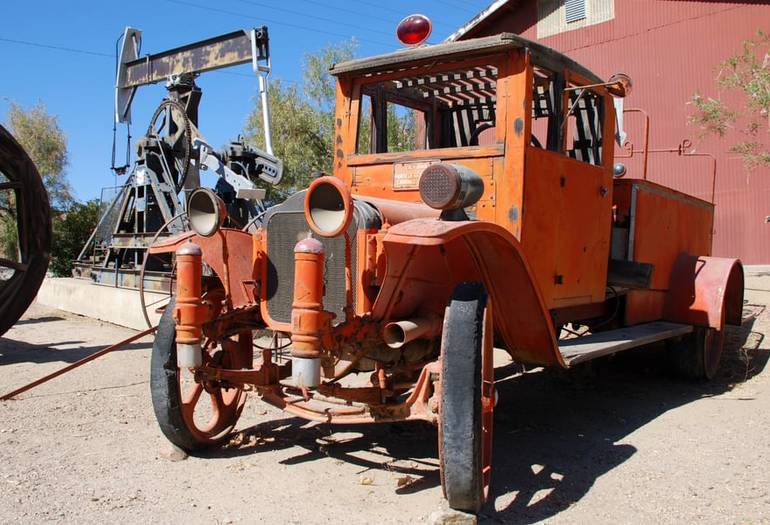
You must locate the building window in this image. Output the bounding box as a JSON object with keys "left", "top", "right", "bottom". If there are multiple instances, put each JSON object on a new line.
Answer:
{"left": 538, "top": 0, "right": 614, "bottom": 38}
{"left": 565, "top": 0, "right": 586, "bottom": 23}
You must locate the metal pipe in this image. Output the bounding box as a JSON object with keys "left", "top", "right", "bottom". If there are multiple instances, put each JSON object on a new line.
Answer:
{"left": 0, "top": 325, "right": 157, "bottom": 400}
{"left": 382, "top": 317, "right": 443, "bottom": 349}
{"left": 258, "top": 70, "right": 274, "bottom": 155}
{"left": 615, "top": 108, "right": 650, "bottom": 180}
{"left": 357, "top": 195, "right": 440, "bottom": 226}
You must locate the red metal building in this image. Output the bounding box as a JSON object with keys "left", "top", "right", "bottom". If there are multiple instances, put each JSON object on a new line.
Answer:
{"left": 450, "top": 0, "right": 770, "bottom": 263}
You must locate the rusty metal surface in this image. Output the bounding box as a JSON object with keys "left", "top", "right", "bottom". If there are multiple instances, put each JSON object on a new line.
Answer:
{"left": 173, "top": 242, "right": 204, "bottom": 348}
{"left": 260, "top": 191, "right": 360, "bottom": 330}
{"left": 356, "top": 195, "right": 439, "bottom": 225}
{"left": 664, "top": 254, "right": 744, "bottom": 331}
{"left": 376, "top": 219, "right": 563, "bottom": 367}
{"left": 289, "top": 238, "right": 328, "bottom": 360}
{"left": 258, "top": 360, "right": 441, "bottom": 425}
{"left": 618, "top": 179, "right": 714, "bottom": 291}
{"left": 458, "top": 1, "right": 770, "bottom": 262}
{"left": 521, "top": 145, "right": 614, "bottom": 309}
{"left": 121, "top": 29, "right": 266, "bottom": 88}
{"left": 624, "top": 290, "right": 666, "bottom": 326}
{"left": 149, "top": 228, "right": 256, "bottom": 308}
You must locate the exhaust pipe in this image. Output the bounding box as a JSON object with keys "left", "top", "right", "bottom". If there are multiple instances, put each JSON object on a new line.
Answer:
{"left": 382, "top": 318, "right": 443, "bottom": 349}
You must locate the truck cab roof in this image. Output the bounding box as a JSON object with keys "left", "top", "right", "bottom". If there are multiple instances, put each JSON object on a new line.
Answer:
{"left": 329, "top": 32, "right": 603, "bottom": 85}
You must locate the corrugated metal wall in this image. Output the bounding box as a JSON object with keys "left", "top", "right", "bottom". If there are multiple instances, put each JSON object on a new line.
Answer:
{"left": 461, "top": 0, "right": 770, "bottom": 263}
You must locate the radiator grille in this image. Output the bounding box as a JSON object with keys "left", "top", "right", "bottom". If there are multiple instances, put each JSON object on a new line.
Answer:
{"left": 265, "top": 211, "right": 357, "bottom": 325}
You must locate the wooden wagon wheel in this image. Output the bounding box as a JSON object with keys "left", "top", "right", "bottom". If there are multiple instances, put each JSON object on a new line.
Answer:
{"left": 150, "top": 296, "right": 252, "bottom": 451}
{"left": 0, "top": 126, "right": 51, "bottom": 336}
{"left": 439, "top": 282, "right": 494, "bottom": 513}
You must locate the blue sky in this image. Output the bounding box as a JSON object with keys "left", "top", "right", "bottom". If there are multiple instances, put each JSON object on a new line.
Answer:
{"left": 0, "top": 0, "right": 487, "bottom": 201}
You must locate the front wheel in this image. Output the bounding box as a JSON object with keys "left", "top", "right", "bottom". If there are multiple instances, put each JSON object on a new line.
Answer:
{"left": 439, "top": 282, "right": 494, "bottom": 513}
{"left": 150, "top": 298, "right": 251, "bottom": 452}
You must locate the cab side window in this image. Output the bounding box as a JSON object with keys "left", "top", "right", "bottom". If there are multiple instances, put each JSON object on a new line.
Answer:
{"left": 565, "top": 84, "right": 604, "bottom": 165}
{"left": 529, "top": 66, "right": 605, "bottom": 167}
{"left": 355, "top": 63, "right": 499, "bottom": 154}
{"left": 531, "top": 66, "right": 563, "bottom": 152}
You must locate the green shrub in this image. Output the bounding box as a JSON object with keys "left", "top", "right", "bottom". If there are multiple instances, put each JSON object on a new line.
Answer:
{"left": 50, "top": 200, "right": 100, "bottom": 277}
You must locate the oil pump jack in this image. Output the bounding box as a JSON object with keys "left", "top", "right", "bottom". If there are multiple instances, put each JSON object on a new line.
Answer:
{"left": 73, "top": 27, "right": 282, "bottom": 291}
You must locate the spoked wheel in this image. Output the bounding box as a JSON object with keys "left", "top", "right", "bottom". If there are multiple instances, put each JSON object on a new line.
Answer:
{"left": 151, "top": 297, "right": 252, "bottom": 451}
{"left": 0, "top": 126, "right": 51, "bottom": 336}
{"left": 138, "top": 212, "right": 187, "bottom": 329}
{"left": 147, "top": 99, "right": 192, "bottom": 192}
{"left": 439, "top": 282, "right": 494, "bottom": 513}
{"left": 668, "top": 326, "right": 724, "bottom": 380}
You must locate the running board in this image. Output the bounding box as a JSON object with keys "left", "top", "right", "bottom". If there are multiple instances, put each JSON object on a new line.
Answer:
{"left": 559, "top": 321, "right": 693, "bottom": 366}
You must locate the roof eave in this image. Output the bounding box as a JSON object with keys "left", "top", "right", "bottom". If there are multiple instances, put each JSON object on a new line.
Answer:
{"left": 444, "top": 0, "right": 513, "bottom": 42}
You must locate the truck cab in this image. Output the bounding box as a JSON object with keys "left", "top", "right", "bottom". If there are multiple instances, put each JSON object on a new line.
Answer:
{"left": 331, "top": 33, "right": 616, "bottom": 310}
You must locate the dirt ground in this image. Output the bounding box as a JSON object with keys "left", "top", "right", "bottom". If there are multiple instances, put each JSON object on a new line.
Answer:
{"left": 1, "top": 279, "right": 770, "bottom": 524}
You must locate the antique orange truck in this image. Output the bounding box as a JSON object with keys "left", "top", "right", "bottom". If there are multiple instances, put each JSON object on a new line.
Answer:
{"left": 147, "top": 24, "right": 744, "bottom": 512}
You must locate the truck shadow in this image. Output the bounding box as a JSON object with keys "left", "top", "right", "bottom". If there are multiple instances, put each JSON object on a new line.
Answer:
{"left": 483, "top": 302, "right": 767, "bottom": 523}
{"left": 209, "top": 303, "right": 768, "bottom": 523}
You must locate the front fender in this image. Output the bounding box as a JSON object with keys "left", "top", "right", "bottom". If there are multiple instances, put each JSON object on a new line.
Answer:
{"left": 149, "top": 228, "right": 258, "bottom": 308}
{"left": 373, "top": 219, "right": 563, "bottom": 367}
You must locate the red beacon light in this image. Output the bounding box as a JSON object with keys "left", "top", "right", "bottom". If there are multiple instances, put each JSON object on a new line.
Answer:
{"left": 396, "top": 14, "right": 432, "bottom": 46}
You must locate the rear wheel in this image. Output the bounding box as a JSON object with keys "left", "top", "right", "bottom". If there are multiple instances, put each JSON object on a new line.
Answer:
{"left": 668, "top": 326, "right": 723, "bottom": 380}
{"left": 150, "top": 298, "right": 251, "bottom": 451}
{"left": 439, "top": 282, "right": 494, "bottom": 513}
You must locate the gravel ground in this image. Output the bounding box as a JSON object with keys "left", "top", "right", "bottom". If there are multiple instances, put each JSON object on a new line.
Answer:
{"left": 1, "top": 281, "right": 769, "bottom": 524}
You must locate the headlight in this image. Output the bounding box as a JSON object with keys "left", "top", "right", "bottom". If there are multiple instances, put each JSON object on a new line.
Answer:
{"left": 419, "top": 163, "right": 484, "bottom": 211}
{"left": 188, "top": 188, "right": 226, "bottom": 237}
{"left": 304, "top": 176, "right": 353, "bottom": 238}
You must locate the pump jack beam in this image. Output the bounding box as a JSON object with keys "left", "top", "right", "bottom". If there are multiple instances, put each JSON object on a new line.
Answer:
{"left": 0, "top": 325, "right": 157, "bottom": 400}
{"left": 116, "top": 26, "right": 269, "bottom": 123}
{"left": 120, "top": 28, "right": 268, "bottom": 89}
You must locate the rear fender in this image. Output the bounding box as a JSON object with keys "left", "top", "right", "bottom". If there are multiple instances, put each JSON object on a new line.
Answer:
{"left": 149, "top": 228, "right": 258, "bottom": 308}
{"left": 373, "top": 219, "right": 563, "bottom": 367}
{"left": 664, "top": 254, "right": 744, "bottom": 330}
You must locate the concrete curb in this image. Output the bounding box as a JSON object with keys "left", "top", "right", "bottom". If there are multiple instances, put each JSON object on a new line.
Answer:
{"left": 36, "top": 277, "right": 166, "bottom": 331}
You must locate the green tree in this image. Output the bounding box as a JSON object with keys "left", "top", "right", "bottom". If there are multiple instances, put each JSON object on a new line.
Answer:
{"left": 690, "top": 31, "right": 770, "bottom": 168}
{"left": 1, "top": 103, "right": 73, "bottom": 260}
{"left": 243, "top": 40, "right": 356, "bottom": 195}
{"left": 49, "top": 200, "right": 100, "bottom": 277}
{"left": 244, "top": 40, "right": 420, "bottom": 195}
{"left": 6, "top": 103, "right": 73, "bottom": 209}
{"left": 245, "top": 79, "right": 332, "bottom": 195}
{"left": 303, "top": 39, "right": 357, "bottom": 112}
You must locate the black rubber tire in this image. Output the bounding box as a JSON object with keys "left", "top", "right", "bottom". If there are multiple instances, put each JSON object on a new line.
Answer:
{"left": 667, "top": 326, "right": 724, "bottom": 380}
{"left": 150, "top": 298, "right": 245, "bottom": 452}
{"left": 0, "top": 125, "right": 51, "bottom": 336}
{"left": 439, "top": 282, "right": 491, "bottom": 513}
